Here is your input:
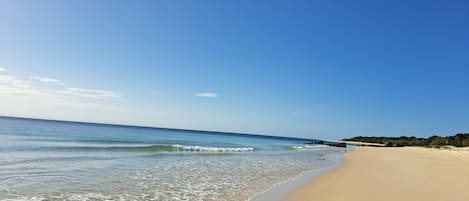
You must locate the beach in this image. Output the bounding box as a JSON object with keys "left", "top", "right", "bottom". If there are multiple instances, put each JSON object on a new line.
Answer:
{"left": 285, "top": 147, "right": 469, "bottom": 201}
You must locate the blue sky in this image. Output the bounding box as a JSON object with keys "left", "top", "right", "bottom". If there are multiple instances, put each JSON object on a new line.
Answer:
{"left": 1, "top": 0, "right": 468, "bottom": 139}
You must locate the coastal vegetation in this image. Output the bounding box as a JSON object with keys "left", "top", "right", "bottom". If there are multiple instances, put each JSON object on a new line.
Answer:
{"left": 343, "top": 133, "right": 469, "bottom": 147}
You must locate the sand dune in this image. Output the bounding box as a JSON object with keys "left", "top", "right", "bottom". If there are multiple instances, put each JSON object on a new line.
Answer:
{"left": 285, "top": 147, "right": 469, "bottom": 201}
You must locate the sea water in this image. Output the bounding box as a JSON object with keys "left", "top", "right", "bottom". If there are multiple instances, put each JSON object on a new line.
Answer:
{"left": 0, "top": 117, "right": 343, "bottom": 201}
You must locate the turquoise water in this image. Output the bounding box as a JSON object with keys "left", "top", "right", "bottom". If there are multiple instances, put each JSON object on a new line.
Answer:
{"left": 0, "top": 117, "right": 343, "bottom": 201}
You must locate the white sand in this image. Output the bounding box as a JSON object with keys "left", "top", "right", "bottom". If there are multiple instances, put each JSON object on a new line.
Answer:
{"left": 284, "top": 147, "right": 469, "bottom": 201}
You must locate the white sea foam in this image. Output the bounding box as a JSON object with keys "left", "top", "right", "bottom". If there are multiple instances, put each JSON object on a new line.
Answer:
{"left": 291, "top": 144, "right": 330, "bottom": 150}
{"left": 172, "top": 144, "right": 255, "bottom": 152}
{"left": 291, "top": 146, "right": 305, "bottom": 149}
{"left": 249, "top": 153, "right": 344, "bottom": 201}
{"left": 2, "top": 193, "right": 120, "bottom": 201}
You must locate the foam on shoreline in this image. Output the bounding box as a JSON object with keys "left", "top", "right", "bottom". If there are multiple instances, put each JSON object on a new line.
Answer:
{"left": 249, "top": 151, "right": 345, "bottom": 201}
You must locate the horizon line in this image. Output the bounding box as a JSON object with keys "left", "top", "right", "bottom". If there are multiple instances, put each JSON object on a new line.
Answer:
{"left": 0, "top": 115, "right": 318, "bottom": 142}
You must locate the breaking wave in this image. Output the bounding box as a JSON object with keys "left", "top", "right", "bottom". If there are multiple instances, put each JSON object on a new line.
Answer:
{"left": 289, "top": 144, "right": 330, "bottom": 150}
{"left": 172, "top": 145, "right": 254, "bottom": 152}
{"left": 49, "top": 144, "right": 255, "bottom": 153}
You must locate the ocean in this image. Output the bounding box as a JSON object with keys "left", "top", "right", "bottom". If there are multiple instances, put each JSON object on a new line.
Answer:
{"left": 0, "top": 116, "right": 344, "bottom": 201}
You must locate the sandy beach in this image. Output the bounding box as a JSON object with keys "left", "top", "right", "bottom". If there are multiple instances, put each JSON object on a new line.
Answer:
{"left": 285, "top": 147, "right": 469, "bottom": 201}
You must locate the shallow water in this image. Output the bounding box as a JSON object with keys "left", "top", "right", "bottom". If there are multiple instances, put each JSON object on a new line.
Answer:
{"left": 0, "top": 117, "right": 343, "bottom": 201}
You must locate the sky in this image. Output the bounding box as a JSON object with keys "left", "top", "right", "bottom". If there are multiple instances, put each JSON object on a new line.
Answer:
{"left": 0, "top": 0, "right": 468, "bottom": 139}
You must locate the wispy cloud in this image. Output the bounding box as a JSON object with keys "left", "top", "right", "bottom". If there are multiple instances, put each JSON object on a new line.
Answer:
{"left": 195, "top": 92, "right": 219, "bottom": 98}
{"left": 0, "top": 75, "right": 31, "bottom": 88}
{"left": 0, "top": 75, "right": 65, "bottom": 98}
{"left": 0, "top": 72, "right": 128, "bottom": 123}
{"left": 0, "top": 67, "right": 5, "bottom": 72}
{"left": 30, "top": 76, "right": 64, "bottom": 85}
{"left": 0, "top": 73, "right": 122, "bottom": 100}
{"left": 60, "top": 88, "right": 122, "bottom": 99}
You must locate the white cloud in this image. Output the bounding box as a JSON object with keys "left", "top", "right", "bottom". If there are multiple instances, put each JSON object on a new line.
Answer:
{"left": 30, "top": 76, "right": 64, "bottom": 85}
{"left": 0, "top": 74, "right": 70, "bottom": 99}
{"left": 0, "top": 72, "right": 129, "bottom": 124}
{"left": 60, "top": 88, "right": 122, "bottom": 99}
{"left": 0, "top": 67, "right": 5, "bottom": 72}
{"left": 195, "top": 92, "right": 219, "bottom": 98}
{"left": 0, "top": 73, "right": 122, "bottom": 100}
{"left": 0, "top": 75, "right": 31, "bottom": 88}
{"left": 0, "top": 90, "right": 135, "bottom": 126}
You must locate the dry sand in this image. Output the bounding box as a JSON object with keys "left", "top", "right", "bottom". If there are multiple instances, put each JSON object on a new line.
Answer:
{"left": 284, "top": 147, "right": 469, "bottom": 201}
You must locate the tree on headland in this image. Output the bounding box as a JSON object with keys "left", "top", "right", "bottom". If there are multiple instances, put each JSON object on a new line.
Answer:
{"left": 343, "top": 133, "right": 469, "bottom": 147}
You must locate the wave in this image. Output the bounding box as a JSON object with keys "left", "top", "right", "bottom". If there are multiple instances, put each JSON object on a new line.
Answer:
{"left": 289, "top": 144, "right": 330, "bottom": 150}
{"left": 49, "top": 144, "right": 255, "bottom": 153}
{"left": 173, "top": 145, "right": 254, "bottom": 152}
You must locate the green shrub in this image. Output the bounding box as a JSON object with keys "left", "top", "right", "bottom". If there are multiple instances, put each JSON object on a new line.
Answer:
{"left": 343, "top": 133, "right": 469, "bottom": 147}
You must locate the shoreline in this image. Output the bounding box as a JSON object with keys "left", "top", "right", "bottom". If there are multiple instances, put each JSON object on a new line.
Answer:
{"left": 250, "top": 151, "right": 346, "bottom": 201}
{"left": 284, "top": 147, "right": 469, "bottom": 201}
